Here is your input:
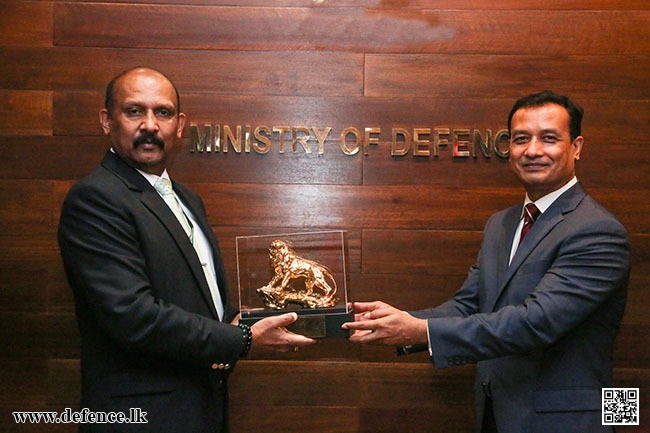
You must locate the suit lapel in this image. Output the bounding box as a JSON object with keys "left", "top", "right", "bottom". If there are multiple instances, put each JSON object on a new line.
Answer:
{"left": 495, "top": 205, "right": 520, "bottom": 294}
{"left": 101, "top": 151, "right": 220, "bottom": 320}
{"left": 489, "top": 183, "right": 587, "bottom": 311}
{"left": 174, "top": 183, "right": 230, "bottom": 312}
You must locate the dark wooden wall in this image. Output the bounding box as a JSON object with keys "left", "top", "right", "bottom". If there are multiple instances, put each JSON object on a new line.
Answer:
{"left": 1, "top": 1, "right": 649, "bottom": 432}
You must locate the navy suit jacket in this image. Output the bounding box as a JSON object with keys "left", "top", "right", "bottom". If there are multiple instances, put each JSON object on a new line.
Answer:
{"left": 58, "top": 151, "right": 242, "bottom": 432}
{"left": 412, "top": 183, "right": 629, "bottom": 433}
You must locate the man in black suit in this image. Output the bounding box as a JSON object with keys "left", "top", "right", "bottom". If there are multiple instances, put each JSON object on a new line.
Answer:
{"left": 58, "top": 67, "right": 314, "bottom": 432}
{"left": 343, "top": 91, "right": 630, "bottom": 433}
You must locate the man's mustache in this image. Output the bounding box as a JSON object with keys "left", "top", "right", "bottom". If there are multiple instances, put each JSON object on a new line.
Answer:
{"left": 133, "top": 132, "right": 165, "bottom": 149}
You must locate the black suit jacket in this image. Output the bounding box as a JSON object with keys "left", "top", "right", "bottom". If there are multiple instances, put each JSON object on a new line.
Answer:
{"left": 413, "top": 183, "right": 630, "bottom": 433}
{"left": 58, "top": 151, "right": 243, "bottom": 432}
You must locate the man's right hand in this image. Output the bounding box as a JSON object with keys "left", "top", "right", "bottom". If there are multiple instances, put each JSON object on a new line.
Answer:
{"left": 248, "top": 313, "right": 316, "bottom": 356}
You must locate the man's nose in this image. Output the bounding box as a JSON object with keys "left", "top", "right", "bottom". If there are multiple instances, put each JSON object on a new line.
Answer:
{"left": 140, "top": 111, "right": 159, "bottom": 132}
{"left": 524, "top": 137, "right": 543, "bottom": 157}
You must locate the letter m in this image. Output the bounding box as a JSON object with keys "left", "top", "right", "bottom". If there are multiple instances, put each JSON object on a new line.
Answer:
{"left": 190, "top": 124, "right": 216, "bottom": 153}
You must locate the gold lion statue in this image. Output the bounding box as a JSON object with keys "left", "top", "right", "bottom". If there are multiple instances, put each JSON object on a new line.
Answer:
{"left": 257, "top": 240, "right": 338, "bottom": 309}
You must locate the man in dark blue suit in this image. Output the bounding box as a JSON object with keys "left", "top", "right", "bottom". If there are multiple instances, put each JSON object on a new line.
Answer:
{"left": 58, "top": 67, "right": 314, "bottom": 432}
{"left": 343, "top": 91, "right": 630, "bottom": 433}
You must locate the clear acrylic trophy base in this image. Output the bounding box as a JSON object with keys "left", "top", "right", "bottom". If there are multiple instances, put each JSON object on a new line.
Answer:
{"left": 236, "top": 231, "right": 352, "bottom": 339}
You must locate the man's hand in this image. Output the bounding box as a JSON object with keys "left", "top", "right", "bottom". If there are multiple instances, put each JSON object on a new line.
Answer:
{"left": 342, "top": 301, "right": 428, "bottom": 346}
{"left": 248, "top": 313, "right": 316, "bottom": 356}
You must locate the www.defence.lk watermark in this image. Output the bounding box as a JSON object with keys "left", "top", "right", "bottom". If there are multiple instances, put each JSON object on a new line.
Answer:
{"left": 13, "top": 408, "right": 147, "bottom": 424}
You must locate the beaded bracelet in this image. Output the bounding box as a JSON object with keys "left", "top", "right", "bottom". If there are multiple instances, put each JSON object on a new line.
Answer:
{"left": 237, "top": 323, "right": 252, "bottom": 358}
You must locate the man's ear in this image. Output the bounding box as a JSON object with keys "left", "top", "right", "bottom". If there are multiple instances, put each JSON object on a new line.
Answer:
{"left": 99, "top": 109, "right": 111, "bottom": 135}
{"left": 572, "top": 135, "right": 584, "bottom": 161}
{"left": 176, "top": 112, "right": 186, "bottom": 139}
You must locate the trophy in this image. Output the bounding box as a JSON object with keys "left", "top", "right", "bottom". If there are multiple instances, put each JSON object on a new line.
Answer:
{"left": 237, "top": 231, "right": 353, "bottom": 338}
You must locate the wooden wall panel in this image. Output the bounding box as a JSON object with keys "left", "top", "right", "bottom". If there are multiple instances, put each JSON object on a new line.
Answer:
{"left": 0, "top": 137, "right": 107, "bottom": 180}
{"left": 0, "top": 91, "right": 52, "bottom": 136}
{"left": 362, "top": 230, "right": 481, "bottom": 276}
{"left": 56, "top": 0, "right": 650, "bottom": 9}
{"left": 54, "top": 4, "right": 650, "bottom": 54}
{"left": 0, "top": 47, "right": 363, "bottom": 96}
{"left": 0, "top": 180, "right": 53, "bottom": 225}
{"left": 0, "top": 226, "right": 59, "bottom": 313}
{"left": 365, "top": 54, "right": 650, "bottom": 100}
{"left": 0, "top": 1, "right": 52, "bottom": 48}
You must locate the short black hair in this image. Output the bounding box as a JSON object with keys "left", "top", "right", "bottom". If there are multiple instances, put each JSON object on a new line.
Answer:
{"left": 104, "top": 66, "right": 181, "bottom": 115}
{"left": 507, "top": 90, "right": 584, "bottom": 141}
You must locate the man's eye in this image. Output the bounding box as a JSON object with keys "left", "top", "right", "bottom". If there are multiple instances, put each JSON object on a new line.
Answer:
{"left": 157, "top": 109, "right": 171, "bottom": 117}
{"left": 543, "top": 135, "right": 558, "bottom": 142}
{"left": 126, "top": 107, "right": 143, "bottom": 116}
{"left": 512, "top": 136, "right": 528, "bottom": 143}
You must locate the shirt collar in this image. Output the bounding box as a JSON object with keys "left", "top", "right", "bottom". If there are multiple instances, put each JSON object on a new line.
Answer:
{"left": 110, "top": 147, "right": 169, "bottom": 187}
{"left": 522, "top": 176, "right": 578, "bottom": 218}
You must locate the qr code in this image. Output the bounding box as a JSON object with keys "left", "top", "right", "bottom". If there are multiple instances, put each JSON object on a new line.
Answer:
{"left": 602, "top": 388, "right": 639, "bottom": 425}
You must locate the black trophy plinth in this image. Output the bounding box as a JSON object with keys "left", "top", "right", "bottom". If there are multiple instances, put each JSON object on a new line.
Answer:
{"left": 240, "top": 306, "right": 353, "bottom": 339}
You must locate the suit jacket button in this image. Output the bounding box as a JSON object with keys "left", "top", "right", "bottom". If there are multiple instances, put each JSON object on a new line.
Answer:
{"left": 219, "top": 363, "right": 225, "bottom": 369}
{"left": 225, "top": 364, "right": 231, "bottom": 370}
{"left": 211, "top": 363, "right": 219, "bottom": 370}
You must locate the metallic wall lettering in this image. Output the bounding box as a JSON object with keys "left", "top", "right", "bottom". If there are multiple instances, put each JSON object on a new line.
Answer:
{"left": 339, "top": 127, "right": 361, "bottom": 155}
{"left": 188, "top": 123, "right": 510, "bottom": 159}
{"left": 494, "top": 129, "right": 511, "bottom": 158}
{"left": 473, "top": 129, "right": 492, "bottom": 158}
{"left": 253, "top": 126, "right": 272, "bottom": 154}
{"left": 364, "top": 127, "right": 380, "bottom": 155}
{"left": 273, "top": 126, "right": 291, "bottom": 154}
{"left": 244, "top": 125, "right": 252, "bottom": 153}
{"left": 312, "top": 126, "right": 331, "bottom": 155}
{"left": 413, "top": 128, "right": 430, "bottom": 157}
{"left": 452, "top": 129, "right": 471, "bottom": 158}
{"left": 433, "top": 128, "right": 450, "bottom": 157}
{"left": 223, "top": 125, "right": 241, "bottom": 153}
{"left": 292, "top": 126, "right": 311, "bottom": 153}
{"left": 391, "top": 128, "right": 411, "bottom": 156}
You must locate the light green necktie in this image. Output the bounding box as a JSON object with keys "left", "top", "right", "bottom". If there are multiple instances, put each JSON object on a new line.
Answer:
{"left": 154, "top": 178, "right": 194, "bottom": 244}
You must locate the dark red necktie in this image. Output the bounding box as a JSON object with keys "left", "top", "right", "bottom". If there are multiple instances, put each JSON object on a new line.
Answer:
{"left": 519, "top": 203, "right": 541, "bottom": 244}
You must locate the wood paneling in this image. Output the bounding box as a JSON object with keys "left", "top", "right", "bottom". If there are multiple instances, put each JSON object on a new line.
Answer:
{"left": 0, "top": 359, "right": 47, "bottom": 406}
{"left": 193, "top": 184, "right": 521, "bottom": 230}
{"left": 0, "top": 225, "right": 60, "bottom": 313}
{"left": 0, "top": 91, "right": 52, "bottom": 136}
{"left": 0, "top": 1, "right": 52, "bottom": 48}
{"left": 54, "top": 5, "right": 650, "bottom": 55}
{"left": 0, "top": 313, "right": 79, "bottom": 359}
{"left": 0, "top": 47, "right": 363, "bottom": 96}
{"left": 230, "top": 407, "right": 360, "bottom": 433}
{"left": 363, "top": 143, "right": 650, "bottom": 190}
{"left": 52, "top": 92, "right": 650, "bottom": 147}
{"left": 51, "top": 181, "right": 650, "bottom": 234}
{"left": 0, "top": 137, "right": 107, "bottom": 180}
{"left": 362, "top": 230, "right": 481, "bottom": 275}
{"left": 365, "top": 54, "right": 650, "bottom": 100}
{"left": 2, "top": 2, "right": 649, "bottom": 432}
{"left": 0, "top": 180, "right": 53, "bottom": 225}
{"left": 46, "top": 359, "right": 80, "bottom": 407}
{"left": 55, "top": 0, "right": 650, "bottom": 10}
{"left": 614, "top": 324, "right": 650, "bottom": 369}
